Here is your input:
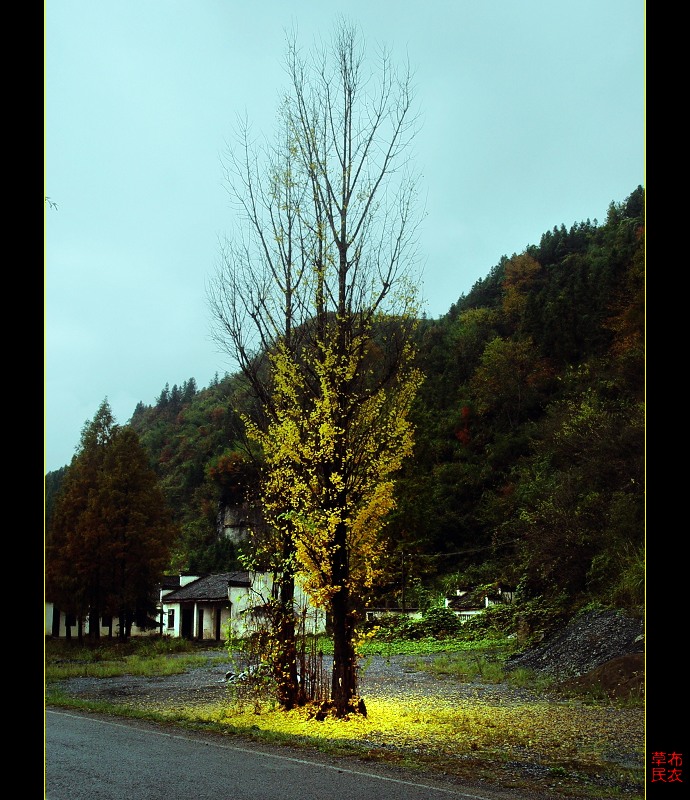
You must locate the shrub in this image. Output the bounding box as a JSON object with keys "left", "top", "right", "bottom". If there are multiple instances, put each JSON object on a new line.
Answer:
{"left": 419, "top": 607, "right": 462, "bottom": 638}
{"left": 457, "top": 606, "right": 510, "bottom": 642}
{"left": 360, "top": 614, "right": 424, "bottom": 641}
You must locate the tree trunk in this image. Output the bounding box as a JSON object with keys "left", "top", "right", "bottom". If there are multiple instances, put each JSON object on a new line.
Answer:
{"left": 88, "top": 608, "right": 100, "bottom": 640}
{"left": 276, "top": 566, "right": 300, "bottom": 709}
{"left": 330, "top": 584, "right": 358, "bottom": 715}
{"left": 118, "top": 610, "right": 127, "bottom": 641}
{"left": 329, "top": 520, "right": 359, "bottom": 716}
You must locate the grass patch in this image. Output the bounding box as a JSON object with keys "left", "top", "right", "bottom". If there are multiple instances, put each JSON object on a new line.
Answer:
{"left": 405, "top": 649, "right": 510, "bottom": 682}
{"left": 308, "top": 632, "right": 514, "bottom": 657}
{"left": 45, "top": 636, "right": 224, "bottom": 682}
{"left": 505, "top": 666, "right": 554, "bottom": 693}
{"left": 406, "top": 648, "right": 559, "bottom": 693}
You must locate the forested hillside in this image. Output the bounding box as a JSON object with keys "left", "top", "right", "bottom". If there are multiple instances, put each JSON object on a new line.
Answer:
{"left": 45, "top": 186, "right": 644, "bottom": 621}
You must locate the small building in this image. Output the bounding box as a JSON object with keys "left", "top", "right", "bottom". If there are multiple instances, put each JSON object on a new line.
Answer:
{"left": 46, "top": 571, "right": 326, "bottom": 641}
{"left": 160, "top": 571, "right": 252, "bottom": 640}
{"left": 445, "top": 583, "right": 515, "bottom": 623}
{"left": 365, "top": 607, "right": 423, "bottom": 623}
{"left": 160, "top": 571, "right": 326, "bottom": 641}
{"left": 44, "top": 602, "right": 160, "bottom": 639}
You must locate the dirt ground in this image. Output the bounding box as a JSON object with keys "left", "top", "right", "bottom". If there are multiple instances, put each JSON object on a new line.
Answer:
{"left": 50, "top": 646, "right": 645, "bottom": 799}
{"left": 555, "top": 652, "right": 644, "bottom": 700}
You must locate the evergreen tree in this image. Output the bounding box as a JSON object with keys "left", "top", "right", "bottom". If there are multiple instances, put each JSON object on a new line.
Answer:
{"left": 46, "top": 400, "right": 176, "bottom": 640}
{"left": 100, "top": 426, "right": 176, "bottom": 636}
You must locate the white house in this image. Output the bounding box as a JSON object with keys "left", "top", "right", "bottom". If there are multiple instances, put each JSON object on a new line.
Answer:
{"left": 160, "top": 571, "right": 326, "bottom": 641}
{"left": 46, "top": 571, "right": 326, "bottom": 641}
{"left": 445, "top": 583, "right": 515, "bottom": 622}
{"left": 44, "top": 602, "right": 161, "bottom": 639}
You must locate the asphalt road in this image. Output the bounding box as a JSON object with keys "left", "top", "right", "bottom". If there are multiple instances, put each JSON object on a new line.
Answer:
{"left": 45, "top": 709, "right": 510, "bottom": 800}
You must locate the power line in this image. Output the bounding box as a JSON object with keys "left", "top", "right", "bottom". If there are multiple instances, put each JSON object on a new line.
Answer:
{"left": 403, "top": 539, "right": 521, "bottom": 559}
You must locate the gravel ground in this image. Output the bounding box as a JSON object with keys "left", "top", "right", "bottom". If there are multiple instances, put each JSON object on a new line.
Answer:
{"left": 52, "top": 650, "right": 548, "bottom": 708}
{"left": 49, "top": 648, "right": 644, "bottom": 800}
{"left": 505, "top": 609, "right": 644, "bottom": 679}
{"left": 53, "top": 610, "right": 644, "bottom": 710}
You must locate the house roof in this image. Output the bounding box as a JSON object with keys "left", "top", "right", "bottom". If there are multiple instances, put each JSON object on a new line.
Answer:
{"left": 446, "top": 582, "right": 515, "bottom": 611}
{"left": 447, "top": 588, "right": 487, "bottom": 611}
{"left": 163, "top": 572, "right": 252, "bottom": 603}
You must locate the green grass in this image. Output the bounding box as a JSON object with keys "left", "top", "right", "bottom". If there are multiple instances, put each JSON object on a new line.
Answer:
{"left": 311, "top": 632, "right": 514, "bottom": 657}
{"left": 45, "top": 636, "right": 225, "bottom": 681}
{"left": 406, "top": 651, "right": 506, "bottom": 681}
{"left": 505, "top": 665, "right": 554, "bottom": 692}
{"left": 404, "top": 650, "right": 561, "bottom": 694}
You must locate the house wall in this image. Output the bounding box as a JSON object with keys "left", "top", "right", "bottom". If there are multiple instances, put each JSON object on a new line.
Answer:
{"left": 45, "top": 602, "right": 57, "bottom": 636}
{"left": 454, "top": 610, "right": 483, "bottom": 623}
{"left": 46, "top": 572, "right": 327, "bottom": 640}
{"left": 45, "top": 603, "right": 160, "bottom": 638}
{"left": 224, "top": 572, "right": 327, "bottom": 639}
{"left": 161, "top": 602, "right": 181, "bottom": 637}
{"left": 365, "top": 608, "right": 424, "bottom": 623}
{"left": 160, "top": 598, "right": 255, "bottom": 640}
{"left": 194, "top": 603, "right": 231, "bottom": 640}
{"left": 160, "top": 595, "right": 245, "bottom": 642}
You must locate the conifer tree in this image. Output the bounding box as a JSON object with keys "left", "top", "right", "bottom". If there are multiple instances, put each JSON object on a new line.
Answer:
{"left": 46, "top": 400, "right": 175, "bottom": 640}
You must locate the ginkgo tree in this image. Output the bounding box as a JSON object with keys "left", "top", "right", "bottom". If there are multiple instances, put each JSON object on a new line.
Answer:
{"left": 209, "top": 19, "right": 424, "bottom": 716}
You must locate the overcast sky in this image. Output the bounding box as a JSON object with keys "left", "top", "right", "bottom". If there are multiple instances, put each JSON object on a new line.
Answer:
{"left": 44, "top": 1, "right": 644, "bottom": 474}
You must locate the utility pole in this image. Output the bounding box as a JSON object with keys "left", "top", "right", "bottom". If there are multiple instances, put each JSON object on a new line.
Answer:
{"left": 401, "top": 552, "right": 406, "bottom": 613}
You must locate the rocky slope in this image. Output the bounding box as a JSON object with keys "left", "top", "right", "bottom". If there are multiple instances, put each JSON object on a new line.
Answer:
{"left": 506, "top": 609, "right": 644, "bottom": 699}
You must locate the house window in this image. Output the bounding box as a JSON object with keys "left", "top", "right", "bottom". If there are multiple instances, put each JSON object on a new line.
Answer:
{"left": 167, "top": 609, "right": 175, "bottom": 629}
